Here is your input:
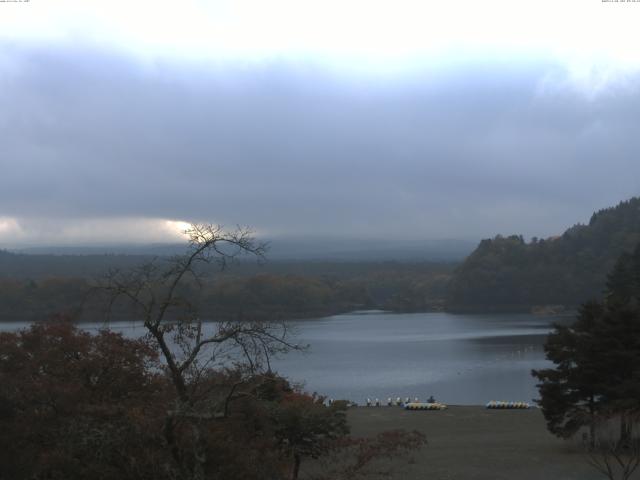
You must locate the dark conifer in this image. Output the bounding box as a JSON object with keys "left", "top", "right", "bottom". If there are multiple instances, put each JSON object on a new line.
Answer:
{"left": 533, "top": 245, "right": 640, "bottom": 444}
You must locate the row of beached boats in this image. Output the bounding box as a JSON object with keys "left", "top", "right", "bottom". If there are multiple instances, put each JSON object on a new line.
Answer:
{"left": 328, "top": 397, "right": 532, "bottom": 410}
{"left": 485, "top": 400, "right": 531, "bottom": 409}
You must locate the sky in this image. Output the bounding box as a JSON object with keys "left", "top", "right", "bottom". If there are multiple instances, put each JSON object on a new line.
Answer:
{"left": 1, "top": 0, "right": 640, "bottom": 247}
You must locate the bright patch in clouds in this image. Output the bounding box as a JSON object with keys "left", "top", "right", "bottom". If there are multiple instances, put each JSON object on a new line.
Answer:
{"left": 0, "top": 217, "right": 192, "bottom": 247}
{"left": 0, "top": 218, "right": 24, "bottom": 242}
{"left": 165, "top": 221, "right": 193, "bottom": 238}
{"left": 2, "top": 0, "right": 639, "bottom": 72}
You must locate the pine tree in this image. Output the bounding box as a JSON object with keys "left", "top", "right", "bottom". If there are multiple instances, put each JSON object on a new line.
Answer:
{"left": 533, "top": 244, "right": 640, "bottom": 443}
{"left": 606, "top": 244, "right": 640, "bottom": 310}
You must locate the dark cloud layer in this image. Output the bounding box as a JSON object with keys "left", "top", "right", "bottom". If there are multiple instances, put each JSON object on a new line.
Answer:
{"left": 2, "top": 44, "right": 640, "bottom": 243}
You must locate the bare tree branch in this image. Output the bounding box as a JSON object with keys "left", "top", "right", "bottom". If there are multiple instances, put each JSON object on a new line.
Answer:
{"left": 93, "top": 223, "right": 300, "bottom": 480}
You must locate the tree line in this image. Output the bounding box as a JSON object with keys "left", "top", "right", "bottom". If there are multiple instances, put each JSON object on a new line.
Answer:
{"left": 6, "top": 197, "right": 640, "bottom": 318}
{"left": 448, "top": 197, "right": 640, "bottom": 311}
{"left": 0, "top": 262, "right": 452, "bottom": 322}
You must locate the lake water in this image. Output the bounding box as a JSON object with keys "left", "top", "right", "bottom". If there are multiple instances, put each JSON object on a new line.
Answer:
{"left": 1, "top": 311, "right": 563, "bottom": 405}
{"left": 271, "top": 311, "right": 558, "bottom": 405}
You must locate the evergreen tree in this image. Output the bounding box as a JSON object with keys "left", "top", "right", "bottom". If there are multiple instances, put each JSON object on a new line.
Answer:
{"left": 533, "top": 302, "right": 605, "bottom": 440}
{"left": 606, "top": 244, "right": 640, "bottom": 310}
{"left": 533, "top": 245, "right": 640, "bottom": 443}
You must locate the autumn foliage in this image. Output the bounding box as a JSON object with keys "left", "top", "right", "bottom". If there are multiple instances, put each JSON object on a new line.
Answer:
{"left": 0, "top": 319, "right": 425, "bottom": 480}
{"left": 0, "top": 319, "right": 166, "bottom": 480}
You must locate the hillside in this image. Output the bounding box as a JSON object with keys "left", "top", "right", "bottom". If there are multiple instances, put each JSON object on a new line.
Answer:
{"left": 447, "top": 197, "right": 640, "bottom": 311}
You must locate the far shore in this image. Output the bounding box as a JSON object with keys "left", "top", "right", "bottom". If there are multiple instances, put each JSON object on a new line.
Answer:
{"left": 0, "top": 303, "right": 580, "bottom": 324}
{"left": 340, "top": 406, "right": 604, "bottom": 480}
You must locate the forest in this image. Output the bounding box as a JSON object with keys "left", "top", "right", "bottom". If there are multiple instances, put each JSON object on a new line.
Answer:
{"left": 447, "top": 197, "right": 640, "bottom": 311}
{"left": 0, "top": 254, "right": 453, "bottom": 322}
{"left": 2, "top": 197, "right": 640, "bottom": 320}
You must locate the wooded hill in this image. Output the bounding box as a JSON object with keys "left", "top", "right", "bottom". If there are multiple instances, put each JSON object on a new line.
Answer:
{"left": 447, "top": 197, "right": 640, "bottom": 311}
{"left": 4, "top": 197, "right": 640, "bottom": 319}
{"left": 0, "top": 252, "right": 453, "bottom": 322}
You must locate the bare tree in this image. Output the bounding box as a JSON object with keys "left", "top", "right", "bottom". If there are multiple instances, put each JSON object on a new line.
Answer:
{"left": 97, "top": 224, "right": 301, "bottom": 480}
{"left": 583, "top": 413, "right": 640, "bottom": 480}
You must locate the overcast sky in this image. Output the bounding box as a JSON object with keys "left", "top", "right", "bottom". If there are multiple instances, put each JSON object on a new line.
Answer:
{"left": 1, "top": 1, "right": 640, "bottom": 247}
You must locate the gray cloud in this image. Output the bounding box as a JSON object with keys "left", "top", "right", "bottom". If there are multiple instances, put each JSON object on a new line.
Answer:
{"left": 1, "top": 44, "right": 640, "bottom": 244}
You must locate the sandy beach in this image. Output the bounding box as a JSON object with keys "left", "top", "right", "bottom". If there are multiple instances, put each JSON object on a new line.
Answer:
{"left": 346, "top": 406, "right": 607, "bottom": 480}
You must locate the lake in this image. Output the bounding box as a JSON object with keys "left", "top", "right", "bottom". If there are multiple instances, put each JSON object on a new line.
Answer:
{"left": 1, "top": 311, "right": 564, "bottom": 405}
{"left": 271, "top": 311, "right": 559, "bottom": 405}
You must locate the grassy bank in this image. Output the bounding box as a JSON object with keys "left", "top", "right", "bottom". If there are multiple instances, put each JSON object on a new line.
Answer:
{"left": 344, "top": 406, "right": 605, "bottom": 479}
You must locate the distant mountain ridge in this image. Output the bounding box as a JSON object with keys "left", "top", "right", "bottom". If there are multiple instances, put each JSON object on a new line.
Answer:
{"left": 447, "top": 197, "right": 640, "bottom": 311}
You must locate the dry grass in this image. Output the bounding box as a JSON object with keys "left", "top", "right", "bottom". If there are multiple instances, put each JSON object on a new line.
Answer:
{"left": 344, "top": 406, "right": 609, "bottom": 480}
